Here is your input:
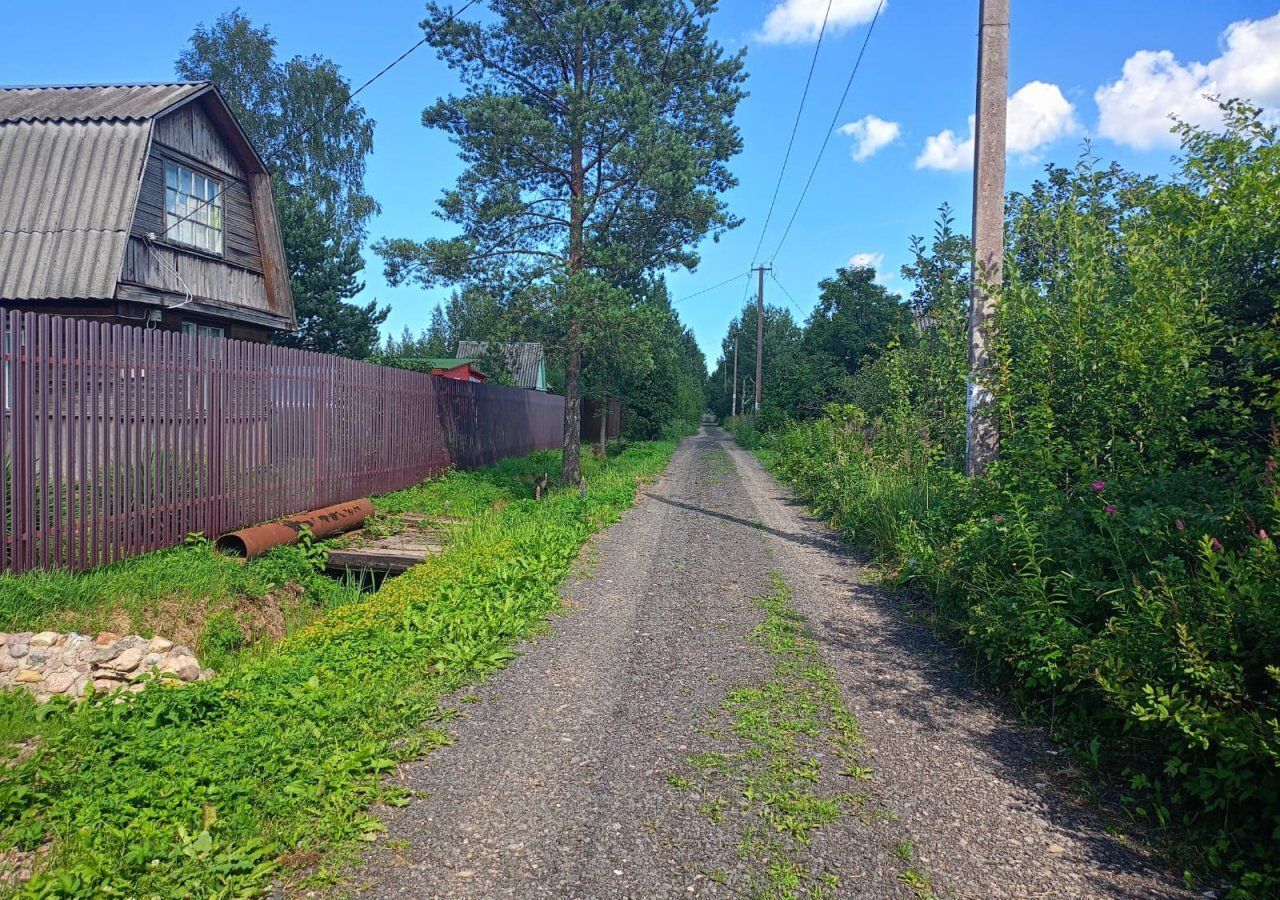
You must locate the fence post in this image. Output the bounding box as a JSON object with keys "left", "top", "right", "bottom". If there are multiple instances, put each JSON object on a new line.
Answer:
{"left": 314, "top": 358, "right": 327, "bottom": 510}
{"left": 11, "top": 314, "right": 32, "bottom": 572}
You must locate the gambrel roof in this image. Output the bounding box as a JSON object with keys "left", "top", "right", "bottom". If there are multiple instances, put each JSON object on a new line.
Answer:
{"left": 0, "top": 83, "right": 285, "bottom": 312}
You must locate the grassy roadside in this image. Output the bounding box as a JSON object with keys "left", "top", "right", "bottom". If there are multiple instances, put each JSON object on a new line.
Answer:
{"left": 0, "top": 439, "right": 675, "bottom": 897}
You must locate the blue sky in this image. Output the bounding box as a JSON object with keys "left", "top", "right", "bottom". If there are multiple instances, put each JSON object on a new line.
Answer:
{"left": 6, "top": 1, "right": 1280, "bottom": 369}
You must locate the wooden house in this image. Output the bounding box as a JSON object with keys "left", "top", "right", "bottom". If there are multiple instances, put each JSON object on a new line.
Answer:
{"left": 0, "top": 82, "right": 295, "bottom": 341}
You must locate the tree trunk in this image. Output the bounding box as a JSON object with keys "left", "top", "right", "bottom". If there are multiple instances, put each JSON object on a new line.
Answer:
{"left": 561, "top": 319, "right": 583, "bottom": 484}
{"left": 561, "top": 36, "right": 586, "bottom": 486}
{"left": 598, "top": 395, "right": 607, "bottom": 457}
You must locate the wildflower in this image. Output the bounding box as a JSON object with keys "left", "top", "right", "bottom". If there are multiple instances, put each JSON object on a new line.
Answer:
{"left": 1268, "top": 458, "right": 1277, "bottom": 473}
{"left": 1104, "top": 505, "right": 1117, "bottom": 516}
{"left": 1211, "top": 537, "right": 1224, "bottom": 553}
{"left": 1175, "top": 519, "right": 1185, "bottom": 532}
{"left": 1260, "top": 529, "right": 1270, "bottom": 542}
{"left": 1091, "top": 480, "right": 1107, "bottom": 493}
{"left": 992, "top": 514, "right": 1005, "bottom": 523}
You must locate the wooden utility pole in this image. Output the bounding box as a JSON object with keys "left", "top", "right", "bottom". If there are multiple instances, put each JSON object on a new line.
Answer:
{"left": 731, "top": 334, "right": 739, "bottom": 417}
{"left": 752, "top": 265, "right": 770, "bottom": 414}
{"left": 966, "top": 0, "right": 1009, "bottom": 477}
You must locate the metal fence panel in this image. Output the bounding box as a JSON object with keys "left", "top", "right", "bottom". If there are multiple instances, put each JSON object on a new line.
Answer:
{"left": 0, "top": 312, "right": 565, "bottom": 574}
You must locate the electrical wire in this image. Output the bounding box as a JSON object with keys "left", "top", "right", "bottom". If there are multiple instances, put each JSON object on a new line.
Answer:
{"left": 671, "top": 271, "right": 749, "bottom": 305}
{"left": 767, "top": 0, "right": 886, "bottom": 264}
{"left": 769, "top": 269, "right": 807, "bottom": 319}
{"left": 747, "top": 0, "right": 835, "bottom": 266}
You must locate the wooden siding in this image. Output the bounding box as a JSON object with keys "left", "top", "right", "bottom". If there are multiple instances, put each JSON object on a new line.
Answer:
{"left": 152, "top": 102, "right": 242, "bottom": 175}
{"left": 119, "top": 237, "right": 269, "bottom": 311}
{"left": 131, "top": 152, "right": 263, "bottom": 273}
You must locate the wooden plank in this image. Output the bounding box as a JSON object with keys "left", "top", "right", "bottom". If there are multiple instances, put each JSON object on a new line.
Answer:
{"left": 247, "top": 170, "right": 294, "bottom": 326}
{"left": 325, "top": 547, "right": 435, "bottom": 575}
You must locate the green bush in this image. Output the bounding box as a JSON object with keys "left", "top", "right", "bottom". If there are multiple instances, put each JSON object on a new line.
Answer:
{"left": 756, "top": 105, "right": 1280, "bottom": 893}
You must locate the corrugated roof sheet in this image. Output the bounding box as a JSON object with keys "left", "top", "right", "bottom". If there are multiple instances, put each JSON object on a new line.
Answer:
{"left": 0, "top": 118, "right": 150, "bottom": 299}
{"left": 0, "top": 85, "right": 206, "bottom": 301}
{"left": 0, "top": 230, "right": 128, "bottom": 300}
{"left": 0, "top": 83, "right": 206, "bottom": 124}
{"left": 456, "top": 341, "right": 546, "bottom": 391}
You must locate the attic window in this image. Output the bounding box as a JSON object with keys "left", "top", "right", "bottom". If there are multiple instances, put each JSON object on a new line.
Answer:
{"left": 164, "top": 162, "right": 223, "bottom": 254}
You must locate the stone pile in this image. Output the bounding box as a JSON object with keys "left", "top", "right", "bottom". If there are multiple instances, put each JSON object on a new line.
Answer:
{"left": 0, "top": 631, "right": 212, "bottom": 703}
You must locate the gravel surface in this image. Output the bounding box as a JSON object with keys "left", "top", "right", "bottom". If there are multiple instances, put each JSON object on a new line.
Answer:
{"left": 338, "top": 426, "right": 1189, "bottom": 899}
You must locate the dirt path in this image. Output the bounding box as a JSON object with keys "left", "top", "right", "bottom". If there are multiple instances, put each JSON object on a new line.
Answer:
{"left": 341, "top": 427, "right": 1187, "bottom": 899}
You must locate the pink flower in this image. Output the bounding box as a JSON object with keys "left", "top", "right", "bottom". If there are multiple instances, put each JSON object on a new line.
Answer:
{"left": 1267, "top": 458, "right": 1277, "bottom": 473}
{"left": 1104, "top": 505, "right": 1117, "bottom": 516}
{"left": 1211, "top": 538, "right": 1224, "bottom": 553}
{"left": 992, "top": 514, "right": 1005, "bottom": 523}
{"left": 1091, "top": 481, "right": 1107, "bottom": 493}
{"left": 1175, "top": 519, "right": 1185, "bottom": 532}
{"left": 1260, "top": 529, "right": 1270, "bottom": 541}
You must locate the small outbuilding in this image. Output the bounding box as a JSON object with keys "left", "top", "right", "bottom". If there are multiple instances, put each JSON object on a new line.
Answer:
{"left": 0, "top": 82, "right": 296, "bottom": 341}
{"left": 424, "top": 358, "right": 488, "bottom": 383}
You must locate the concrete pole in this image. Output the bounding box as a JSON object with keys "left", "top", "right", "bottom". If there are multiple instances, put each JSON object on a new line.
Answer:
{"left": 966, "top": 0, "right": 1009, "bottom": 477}
{"left": 732, "top": 334, "right": 739, "bottom": 417}
{"left": 753, "top": 265, "right": 769, "bottom": 415}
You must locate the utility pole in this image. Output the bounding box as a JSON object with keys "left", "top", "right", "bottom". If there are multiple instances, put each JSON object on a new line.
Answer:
{"left": 731, "top": 334, "right": 739, "bottom": 417}
{"left": 966, "top": 0, "right": 1009, "bottom": 477}
{"left": 752, "top": 265, "right": 771, "bottom": 415}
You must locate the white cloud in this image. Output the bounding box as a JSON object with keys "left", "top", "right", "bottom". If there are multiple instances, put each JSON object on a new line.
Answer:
{"left": 848, "top": 251, "right": 894, "bottom": 283}
{"left": 915, "top": 81, "right": 1080, "bottom": 171}
{"left": 838, "top": 115, "right": 901, "bottom": 161}
{"left": 1095, "top": 11, "right": 1280, "bottom": 149}
{"left": 915, "top": 120, "right": 974, "bottom": 172}
{"left": 760, "top": 0, "right": 884, "bottom": 45}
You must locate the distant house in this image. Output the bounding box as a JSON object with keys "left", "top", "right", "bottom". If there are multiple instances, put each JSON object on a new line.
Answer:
{"left": 456, "top": 341, "right": 547, "bottom": 391}
{"left": 0, "top": 83, "right": 295, "bottom": 341}
{"left": 424, "top": 358, "right": 487, "bottom": 383}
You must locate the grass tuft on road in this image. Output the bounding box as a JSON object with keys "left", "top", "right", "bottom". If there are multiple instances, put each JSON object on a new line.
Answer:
{"left": 674, "top": 574, "right": 872, "bottom": 900}
{"left": 0, "top": 440, "right": 674, "bottom": 897}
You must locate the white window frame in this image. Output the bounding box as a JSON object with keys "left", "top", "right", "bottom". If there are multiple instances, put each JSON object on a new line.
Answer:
{"left": 164, "top": 162, "right": 224, "bottom": 255}
{"left": 181, "top": 321, "right": 226, "bottom": 340}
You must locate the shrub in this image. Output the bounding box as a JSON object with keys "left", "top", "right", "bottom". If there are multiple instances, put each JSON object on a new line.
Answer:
{"left": 750, "top": 107, "right": 1280, "bottom": 892}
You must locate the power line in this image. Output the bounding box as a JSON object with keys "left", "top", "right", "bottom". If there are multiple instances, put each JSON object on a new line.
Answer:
{"left": 165, "top": 0, "right": 479, "bottom": 234}
{"left": 768, "top": 0, "right": 886, "bottom": 264}
{"left": 672, "top": 271, "right": 749, "bottom": 305}
{"left": 747, "top": 0, "right": 835, "bottom": 266}
{"left": 769, "top": 270, "right": 807, "bottom": 319}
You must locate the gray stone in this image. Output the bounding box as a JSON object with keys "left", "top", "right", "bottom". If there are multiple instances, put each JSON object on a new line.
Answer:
{"left": 103, "top": 647, "right": 144, "bottom": 672}
{"left": 8, "top": 642, "right": 29, "bottom": 659}
{"left": 177, "top": 664, "right": 202, "bottom": 682}
{"left": 89, "top": 644, "right": 121, "bottom": 664}
{"left": 25, "top": 649, "right": 49, "bottom": 667}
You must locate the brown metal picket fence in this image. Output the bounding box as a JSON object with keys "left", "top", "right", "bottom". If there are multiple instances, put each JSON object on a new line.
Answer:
{"left": 0, "top": 311, "right": 565, "bottom": 574}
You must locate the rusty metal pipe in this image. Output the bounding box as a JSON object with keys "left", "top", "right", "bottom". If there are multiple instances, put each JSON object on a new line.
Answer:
{"left": 215, "top": 498, "right": 375, "bottom": 559}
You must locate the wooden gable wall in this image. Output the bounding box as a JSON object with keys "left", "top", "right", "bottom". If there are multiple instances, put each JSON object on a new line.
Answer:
{"left": 119, "top": 99, "right": 273, "bottom": 315}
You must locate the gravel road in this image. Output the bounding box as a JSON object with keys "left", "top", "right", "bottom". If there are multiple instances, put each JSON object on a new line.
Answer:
{"left": 340, "top": 426, "right": 1188, "bottom": 899}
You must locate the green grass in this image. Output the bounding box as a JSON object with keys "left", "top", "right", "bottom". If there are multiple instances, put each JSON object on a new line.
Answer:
{"left": 0, "top": 439, "right": 675, "bottom": 897}
{"left": 0, "top": 536, "right": 366, "bottom": 682}
{"left": 675, "top": 574, "right": 868, "bottom": 900}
